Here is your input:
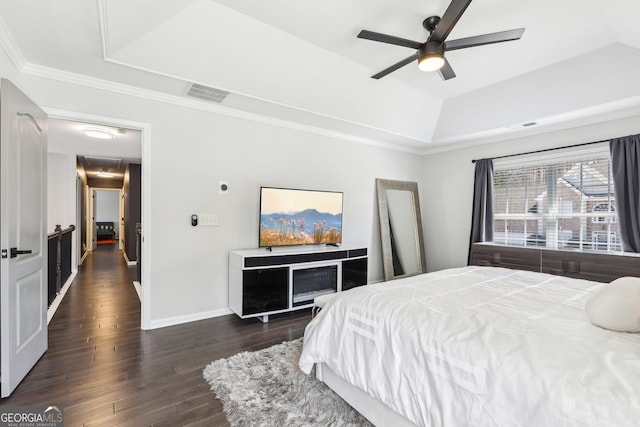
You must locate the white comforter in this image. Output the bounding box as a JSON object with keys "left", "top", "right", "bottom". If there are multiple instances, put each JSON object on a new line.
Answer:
{"left": 299, "top": 266, "right": 640, "bottom": 427}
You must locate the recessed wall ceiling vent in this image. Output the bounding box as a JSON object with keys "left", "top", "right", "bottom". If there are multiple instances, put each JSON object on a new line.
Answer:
{"left": 185, "top": 83, "right": 230, "bottom": 103}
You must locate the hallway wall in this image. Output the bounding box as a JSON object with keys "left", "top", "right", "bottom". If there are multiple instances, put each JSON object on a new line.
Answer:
{"left": 47, "top": 152, "right": 76, "bottom": 233}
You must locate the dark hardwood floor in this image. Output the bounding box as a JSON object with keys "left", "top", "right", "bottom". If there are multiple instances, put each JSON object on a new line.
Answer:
{"left": 0, "top": 243, "right": 312, "bottom": 426}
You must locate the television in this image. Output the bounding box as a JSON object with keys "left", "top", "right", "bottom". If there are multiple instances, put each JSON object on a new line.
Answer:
{"left": 259, "top": 187, "right": 343, "bottom": 248}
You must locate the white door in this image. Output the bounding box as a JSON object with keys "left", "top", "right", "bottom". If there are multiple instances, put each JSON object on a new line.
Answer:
{"left": 0, "top": 79, "right": 48, "bottom": 397}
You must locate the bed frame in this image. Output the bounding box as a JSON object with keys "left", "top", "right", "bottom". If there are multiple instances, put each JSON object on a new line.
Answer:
{"left": 470, "top": 242, "right": 640, "bottom": 282}
{"left": 316, "top": 363, "right": 415, "bottom": 426}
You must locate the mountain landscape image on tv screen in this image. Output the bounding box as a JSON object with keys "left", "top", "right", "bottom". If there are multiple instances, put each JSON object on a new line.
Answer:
{"left": 259, "top": 187, "right": 343, "bottom": 247}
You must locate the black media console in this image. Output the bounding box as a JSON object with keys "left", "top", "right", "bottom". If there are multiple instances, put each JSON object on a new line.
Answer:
{"left": 229, "top": 246, "right": 368, "bottom": 322}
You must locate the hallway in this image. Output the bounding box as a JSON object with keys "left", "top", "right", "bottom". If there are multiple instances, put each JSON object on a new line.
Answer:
{"left": 0, "top": 245, "right": 309, "bottom": 425}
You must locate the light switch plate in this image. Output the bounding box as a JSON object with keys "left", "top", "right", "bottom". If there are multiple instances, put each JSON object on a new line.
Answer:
{"left": 199, "top": 214, "right": 219, "bottom": 226}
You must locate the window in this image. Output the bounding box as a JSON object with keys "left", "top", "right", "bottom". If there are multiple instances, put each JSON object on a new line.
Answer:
{"left": 492, "top": 147, "right": 620, "bottom": 253}
{"left": 592, "top": 203, "right": 616, "bottom": 224}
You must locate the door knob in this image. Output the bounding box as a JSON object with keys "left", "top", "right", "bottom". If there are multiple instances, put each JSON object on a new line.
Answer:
{"left": 10, "top": 248, "right": 32, "bottom": 258}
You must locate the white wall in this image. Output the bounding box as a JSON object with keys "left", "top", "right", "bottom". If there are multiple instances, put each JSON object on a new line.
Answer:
{"left": 421, "top": 114, "right": 640, "bottom": 272}
{"left": 0, "top": 46, "right": 425, "bottom": 328}
{"left": 142, "top": 107, "right": 423, "bottom": 326}
{"left": 47, "top": 152, "right": 74, "bottom": 232}
{"left": 95, "top": 190, "right": 119, "bottom": 225}
{"left": 46, "top": 151, "right": 78, "bottom": 269}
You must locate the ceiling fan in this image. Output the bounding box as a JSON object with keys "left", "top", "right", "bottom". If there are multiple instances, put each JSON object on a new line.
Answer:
{"left": 357, "top": 0, "right": 525, "bottom": 80}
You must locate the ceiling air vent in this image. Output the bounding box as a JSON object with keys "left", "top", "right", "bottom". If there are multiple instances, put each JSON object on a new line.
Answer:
{"left": 185, "top": 83, "right": 230, "bottom": 103}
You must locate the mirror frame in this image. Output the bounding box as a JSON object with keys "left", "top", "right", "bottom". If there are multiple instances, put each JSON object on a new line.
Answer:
{"left": 376, "top": 178, "right": 427, "bottom": 281}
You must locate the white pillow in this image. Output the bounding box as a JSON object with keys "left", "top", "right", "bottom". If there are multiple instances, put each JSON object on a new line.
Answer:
{"left": 585, "top": 276, "right": 640, "bottom": 333}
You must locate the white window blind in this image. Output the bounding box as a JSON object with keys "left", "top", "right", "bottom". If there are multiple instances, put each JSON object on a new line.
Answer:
{"left": 492, "top": 143, "right": 620, "bottom": 252}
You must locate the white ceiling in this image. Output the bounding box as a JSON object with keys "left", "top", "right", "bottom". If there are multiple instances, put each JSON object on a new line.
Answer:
{"left": 1, "top": 0, "right": 640, "bottom": 152}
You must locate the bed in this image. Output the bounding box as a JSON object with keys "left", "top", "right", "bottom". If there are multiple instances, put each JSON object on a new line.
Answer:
{"left": 299, "top": 266, "right": 640, "bottom": 426}
{"left": 96, "top": 221, "right": 116, "bottom": 240}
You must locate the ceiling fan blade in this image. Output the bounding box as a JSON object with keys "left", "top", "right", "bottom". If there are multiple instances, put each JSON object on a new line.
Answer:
{"left": 445, "top": 28, "right": 525, "bottom": 51}
{"left": 438, "top": 58, "right": 456, "bottom": 80}
{"left": 371, "top": 53, "right": 419, "bottom": 79}
{"left": 358, "top": 30, "right": 423, "bottom": 50}
{"left": 431, "top": 0, "right": 472, "bottom": 42}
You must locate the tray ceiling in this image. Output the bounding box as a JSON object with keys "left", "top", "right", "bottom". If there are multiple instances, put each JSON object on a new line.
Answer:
{"left": 1, "top": 0, "right": 639, "bottom": 152}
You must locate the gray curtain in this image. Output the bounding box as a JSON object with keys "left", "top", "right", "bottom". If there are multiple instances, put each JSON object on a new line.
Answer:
{"left": 467, "top": 159, "right": 494, "bottom": 265}
{"left": 610, "top": 135, "right": 640, "bottom": 252}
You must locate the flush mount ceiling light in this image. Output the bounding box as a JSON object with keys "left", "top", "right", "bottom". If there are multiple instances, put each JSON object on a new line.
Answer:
{"left": 81, "top": 128, "right": 115, "bottom": 139}
{"left": 97, "top": 169, "right": 115, "bottom": 178}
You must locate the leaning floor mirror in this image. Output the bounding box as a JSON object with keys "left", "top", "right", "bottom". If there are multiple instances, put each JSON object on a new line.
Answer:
{"left": 376, "top": 179, "right": 427, "bottom": 281}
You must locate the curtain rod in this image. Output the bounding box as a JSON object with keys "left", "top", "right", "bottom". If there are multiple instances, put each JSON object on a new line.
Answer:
{"left": 471, "top": 138, "right": 611, "bottom": 163}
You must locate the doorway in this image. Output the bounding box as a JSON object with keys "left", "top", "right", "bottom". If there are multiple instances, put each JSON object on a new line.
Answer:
{"left": 92, "top": 188, "right": 122, "bottom": 249}
{"left": 46, "top": 109, "right": 149, "bottom": 329}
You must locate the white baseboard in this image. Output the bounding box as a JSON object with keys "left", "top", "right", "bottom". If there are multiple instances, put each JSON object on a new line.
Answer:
{"left": 144, "top": 307, "right": 234, "bottom": 330}
{"left": 47, "top": 271, "right": 77, "bottom": 324}
{"left": 133, "top": 281, "right": 141, "bottom": 302}
{"left": 122, "top": 251, "right": 137, "bottom": 266}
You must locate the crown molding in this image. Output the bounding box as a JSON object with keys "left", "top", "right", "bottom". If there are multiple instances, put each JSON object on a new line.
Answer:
{"left": 0, "top": 13, "right": 26, "bottom": 70}
{"left": 23, "top": 61, "right": 425, "bottom": 154}
{"left": 420, "top": 97, "right": 640, "bottom": 156}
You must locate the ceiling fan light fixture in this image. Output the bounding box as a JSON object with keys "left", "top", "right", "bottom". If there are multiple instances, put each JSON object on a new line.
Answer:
{"left": 418, "top": 55, "right": 445, "bottom": 72}
{"left": 359, "top": 0, "right": 525, "bottom": 80}
{"left": 418, "top": 42, "right": 445, "bottom": 72}
{"left": 81, "top": 128, "right": 115, "bottom": 139}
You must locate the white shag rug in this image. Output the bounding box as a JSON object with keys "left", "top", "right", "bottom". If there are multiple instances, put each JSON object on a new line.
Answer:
{"left": 203, "top": 338, "right": 372, "bottom": 427}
